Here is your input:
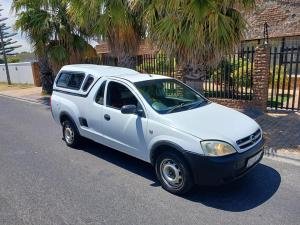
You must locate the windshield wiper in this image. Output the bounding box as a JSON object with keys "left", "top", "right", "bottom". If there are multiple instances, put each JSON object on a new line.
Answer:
{"left": 187, "top": 100, "right": 209, "bottom": 110}
{"left": 167, "top": 100, "right": 209, "bottom": 113}
{"left": 166, "top": 102, "right": 194, "bottom": 113}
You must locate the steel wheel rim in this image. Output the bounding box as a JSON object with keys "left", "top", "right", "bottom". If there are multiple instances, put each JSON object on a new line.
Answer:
{"left": 160, "top": 158, "right": 184, "bottom": 189}
{"left": 64, "top": 125, "right": 74, "bottom": 144}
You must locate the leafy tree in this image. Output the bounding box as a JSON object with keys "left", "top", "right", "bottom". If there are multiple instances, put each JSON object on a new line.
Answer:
{"left": 67, "top": 0, "right": 145, "bottom": 68}
{"left": 12, "top": 0, "right": 96, "bottom": 94}
{"left": 132, "top": 0, "right": 255, "bottom": 90}
{"left": 7, "top": 55, "right": 20, "bottom": 63}
{"left": 0, "top": 6, "right": 21, "bottom": 84}
{"left": 13, "top": 51, "right": 36, "bottom": 62}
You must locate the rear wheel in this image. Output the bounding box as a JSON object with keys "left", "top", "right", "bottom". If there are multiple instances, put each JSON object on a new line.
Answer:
{"left": 155, "top": 151, "right": 194, "bottom": 195}
{"left": 62, "top": 120, "right": 81, "bottom": 147}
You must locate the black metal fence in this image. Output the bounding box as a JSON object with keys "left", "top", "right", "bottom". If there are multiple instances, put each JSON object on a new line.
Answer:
{"left": 269, "top": 46, "right": 300, "bottom": 110}
{"left": 85, "top": 48, "right": 255, "bottom": 100}
{"left": 202, "top": 47, "right": 255, "bottom": 100}
{"left": 85, "top": 54, "right": 176, "bottom": 77}
{"left": 136, "top": 54, "right": 176, "bottom": 77}
{"left": 85, "top": 56, "right": 118, "bottom": 67}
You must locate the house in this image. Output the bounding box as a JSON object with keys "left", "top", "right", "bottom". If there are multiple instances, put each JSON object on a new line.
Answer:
{"left": 243, "top": 0, "right": 300, "bottom": 47}
{"left": 95, "top": 40, "right": 158, "bottom": 56}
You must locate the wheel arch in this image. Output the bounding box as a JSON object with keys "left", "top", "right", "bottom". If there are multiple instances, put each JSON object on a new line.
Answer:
{"left": 59, "top": 111, "right": 76, "bottom": 125}
{"left": 59, "top": 111, "right": 81, "bottom": 133}
{"left": 150, "top": 141, "right": 188, "bottom": 166}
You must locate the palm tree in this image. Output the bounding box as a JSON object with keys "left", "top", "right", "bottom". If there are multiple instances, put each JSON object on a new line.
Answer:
{"left": 12, "top": 0, "right": 96, "bottom": 94}
{"left": 67, "top": 0, "right": 144, "bottom": 68}
{"left": 133, "top": 0, "right": 254, "bottom": 88}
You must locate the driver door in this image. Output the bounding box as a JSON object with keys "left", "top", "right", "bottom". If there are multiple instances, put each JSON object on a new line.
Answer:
{"left": 101, "top": 80, "right": 148, "bottom": 160}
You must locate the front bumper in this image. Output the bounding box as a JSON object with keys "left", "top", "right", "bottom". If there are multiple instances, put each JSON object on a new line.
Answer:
{"left": 183, "top": 139, "right": 264, "bottom": 186}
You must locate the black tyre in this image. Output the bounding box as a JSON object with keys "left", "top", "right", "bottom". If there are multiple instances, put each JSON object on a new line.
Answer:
{"left": 155, "top": 151, "right": 194, "bottom": 195}
{"left": 62, "top": 120, "right": 81, "bottom": 147}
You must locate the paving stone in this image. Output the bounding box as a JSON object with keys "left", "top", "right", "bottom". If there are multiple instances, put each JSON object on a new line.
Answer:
{"left": 255, "top": 112, "right": 300, "bottom": 153}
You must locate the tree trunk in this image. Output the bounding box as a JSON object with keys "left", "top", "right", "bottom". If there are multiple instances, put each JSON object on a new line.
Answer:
{"left": 117, "top": 54, "right": 137, "bottom": 70}
{"left": 179, "top": 63, "right": 207, "bottom": 93}
{"left": 38, "top": 55, "right": 54, "bottom": 95}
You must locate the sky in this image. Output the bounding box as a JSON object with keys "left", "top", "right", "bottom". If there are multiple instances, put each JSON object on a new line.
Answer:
{"left": 1, "top": 0, "right": 33, "bottom": 53}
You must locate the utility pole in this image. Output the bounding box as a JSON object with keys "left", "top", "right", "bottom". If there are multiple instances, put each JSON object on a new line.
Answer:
{"left": 0, "top": 6, "right": 21, "bottom": 85}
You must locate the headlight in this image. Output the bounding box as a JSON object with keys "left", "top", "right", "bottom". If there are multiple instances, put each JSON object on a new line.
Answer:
{"left": 201, "top": 141, "right": 236, "bottom": 156}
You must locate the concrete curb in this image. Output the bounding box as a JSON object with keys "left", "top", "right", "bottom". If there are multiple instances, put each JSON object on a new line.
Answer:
{"left": 263, "top": 150, "right": 300, "bottom": 166}
{"left": 0, "top": 93, "right": 49, "bottom": 105}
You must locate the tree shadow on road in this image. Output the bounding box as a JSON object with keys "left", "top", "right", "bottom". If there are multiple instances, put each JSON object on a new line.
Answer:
{"left": 37, "top": 96, "right": 51, "bottom": 106}
{"left": 76, "top": 139, "right": 281, "bottom": 212}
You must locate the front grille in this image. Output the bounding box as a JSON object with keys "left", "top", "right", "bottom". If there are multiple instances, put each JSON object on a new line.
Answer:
{"left": 236, "top": 129, "right": 262, "bottom": 150}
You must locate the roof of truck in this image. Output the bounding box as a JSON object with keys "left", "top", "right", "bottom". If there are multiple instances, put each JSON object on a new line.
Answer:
{"left": 60, "top": 64, "right": 170, "bottom": 83}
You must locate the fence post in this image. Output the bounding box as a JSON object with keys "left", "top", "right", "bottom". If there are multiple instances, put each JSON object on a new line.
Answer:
{"left": 252, "top": 44, "right": 271, "bottom": 111}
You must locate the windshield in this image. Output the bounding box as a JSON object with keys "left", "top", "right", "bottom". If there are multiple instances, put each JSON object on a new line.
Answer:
{"left": 135, "top": 79, "right": 208, "bottom": 114}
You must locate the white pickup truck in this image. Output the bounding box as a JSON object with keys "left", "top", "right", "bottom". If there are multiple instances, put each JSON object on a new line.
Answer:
{"left": 51, "top": 64, "right": 264, "bottom": 194}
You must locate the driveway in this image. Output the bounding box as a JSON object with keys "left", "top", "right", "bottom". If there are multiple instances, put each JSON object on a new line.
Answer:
{"left": 256, "top": 111, "right": 300, "bottom": 155}
{"left": 0, "top": 96, "right": 299, "bottom": 225}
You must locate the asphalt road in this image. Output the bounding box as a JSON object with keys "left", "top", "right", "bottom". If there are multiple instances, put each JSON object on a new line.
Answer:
{"left": 0, "top": 96, "right": 299, "bottom": 225}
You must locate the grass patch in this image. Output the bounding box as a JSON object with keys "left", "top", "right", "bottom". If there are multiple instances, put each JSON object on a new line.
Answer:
{"left": 0, "top": 82, "right": 34, "bottom": 91}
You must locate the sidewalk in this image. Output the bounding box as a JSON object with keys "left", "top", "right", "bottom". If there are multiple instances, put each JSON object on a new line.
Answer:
{"left": 255, "top": 111, "right": 300, "bottom": 160}
{"left": 0, "top": 86, "right": 50, "bottom": 105}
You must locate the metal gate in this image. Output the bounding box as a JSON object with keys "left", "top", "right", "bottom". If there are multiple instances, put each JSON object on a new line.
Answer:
{"left": 269, "top": 45, "right": 300, "bottom": 111}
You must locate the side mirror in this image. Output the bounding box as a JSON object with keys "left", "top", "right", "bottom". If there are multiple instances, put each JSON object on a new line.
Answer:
{"left": 121, "top": 105, "right": 137, "bottom": 114}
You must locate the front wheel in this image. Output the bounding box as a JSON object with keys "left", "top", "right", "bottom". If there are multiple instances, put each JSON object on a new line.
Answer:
{"left": 62, "top": 120, "right": 81, "bottom": 147}
{"left": 155, "top": 151, "right": 194, "bottom": 195}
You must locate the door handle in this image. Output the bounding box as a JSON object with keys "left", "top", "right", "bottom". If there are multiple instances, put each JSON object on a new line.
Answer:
{"left": 104, "top": 114, "right": 110, "bottom": 121}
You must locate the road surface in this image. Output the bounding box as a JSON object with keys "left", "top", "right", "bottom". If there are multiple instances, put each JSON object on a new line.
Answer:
{"left": 0, "top": 96, "right": 299, "bottom": 225}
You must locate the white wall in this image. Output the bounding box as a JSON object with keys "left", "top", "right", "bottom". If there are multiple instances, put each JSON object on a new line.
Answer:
{"left": 0, "top": 62, "right": 35, "bottom": 84}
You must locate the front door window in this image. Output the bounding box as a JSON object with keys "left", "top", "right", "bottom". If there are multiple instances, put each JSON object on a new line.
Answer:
{"left": 106, "top": 81, "right": 139, "bottom": 110}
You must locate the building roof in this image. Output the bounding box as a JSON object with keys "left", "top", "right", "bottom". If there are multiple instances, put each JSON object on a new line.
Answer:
{"left": 60, "top": 64, "right": 170, "bottom": 83}
{"left": 95, "top": 43, "right": 110, "bottom": 54}
{"left": 95, "top": 40, "right": 158, "bottom": 55}
{"left": 244, "top": 0, "right": 300, "bottom": 40}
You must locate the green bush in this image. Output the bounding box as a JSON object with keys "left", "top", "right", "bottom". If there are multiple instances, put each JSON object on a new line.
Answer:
{"left": 209, "top": 58, "right": 252, "bottom": 88}
{"left": 7, "top": 56, "right": 20, "bottom": 63}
